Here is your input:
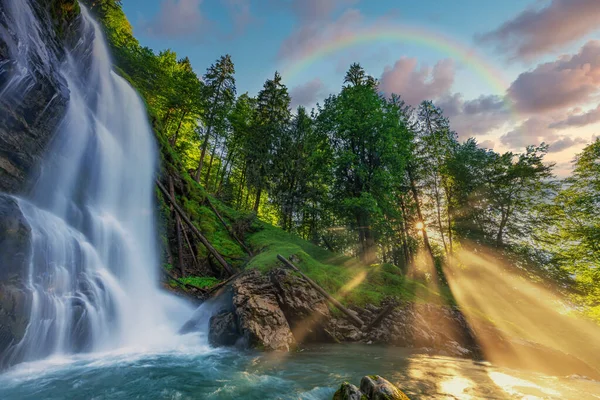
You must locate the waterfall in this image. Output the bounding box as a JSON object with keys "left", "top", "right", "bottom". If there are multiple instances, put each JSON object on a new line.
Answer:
{"left": 1, "top": 3, "right": 193, "bottom": 366}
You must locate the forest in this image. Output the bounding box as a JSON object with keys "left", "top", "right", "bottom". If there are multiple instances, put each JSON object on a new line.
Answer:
{"left": 88, "top": 0, "right": 599, "bottom": 321}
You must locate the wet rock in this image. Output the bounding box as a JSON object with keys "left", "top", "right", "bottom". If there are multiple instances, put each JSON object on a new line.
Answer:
{"left": 269, "top": 268, "right": 335, "bottom": 343}
{"left": 0, "top": 284, "right": 30, "bottom": 367}
{"left": 363, "top": 302, "right": 480, "bottom": 358}
{"left": 208, "top": 311, "right": 239, "bottom": 347}
{"left": 232, "top": 270, "right": 295, "bottom": 351}
{"left": 332, "top": 382, "right": 363, "bottom": 400}
{"left": 0, "top": 0, "right": 83, "bottom": 195}
{"left": 0, "top": 195, "right": 31, "bottom": 282}
{"left": 359, "top": 375, "right": 410, "bottom": 400}
{"left": 327, "top": 317, "right": 363, "bottom": 342}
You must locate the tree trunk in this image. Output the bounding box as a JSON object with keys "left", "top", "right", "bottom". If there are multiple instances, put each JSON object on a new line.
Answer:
{"left": 204, "top": 140, "right": 218, "bottom": 188}
{"left": 156, "top": 179, "right": 235, "bottom": 276}
{"left": 169, "top": 110, "right": 187, "bottom": 147}
{"left": 196, "top": 127, "right": 211, "bottom": 182}
{"left": 407, "top": 166, "right": 435, "bottom": 263}
{"left": 169, "top": 177, "right": 184, "bottom": 276}
{"left": 253, "top": 186, "right": 262, "bottom": 213}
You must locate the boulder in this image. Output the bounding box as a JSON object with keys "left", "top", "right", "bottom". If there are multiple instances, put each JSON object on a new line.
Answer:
{"left": 332, "top": 382, "right": 363, "bottom": 400}
{"left": 359, "top": 375, "right": 410, "bottom": 400}
{"left": 362, "top": 302, "right": 480, "bottom": 358}
{"left": 269, "top": 268, "right": 335, "bottom": 343}
{"left": 232, "top": 270, "right": 295, "bottom": 351}
{"left": 208, "top": 311, "right": 239, "bottom": 347}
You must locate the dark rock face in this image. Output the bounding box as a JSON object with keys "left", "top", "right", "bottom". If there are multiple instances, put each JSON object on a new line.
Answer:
{"left": 268, "top": 268, "right": 335, "bottom": 343}
{"left": 0, "top": 195, "right": 31, "bottom": 282}
{"left": 208, "top": 311, "right": 239, "bottom": 347}
{"left": 0, "top": 195, "right": 32, "bottom": 366}
{"left": 231, "top": 270, "right": 295, "bottom": 351}
{"left": 0, "top": 0, "right": 81, "bottom": 195}
{"left": 358, "top": 302, "right": 480, "bottom": 358}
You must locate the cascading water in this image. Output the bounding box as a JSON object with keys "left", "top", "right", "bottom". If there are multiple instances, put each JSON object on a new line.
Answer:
{"left": 1, "top": 2, "right": 194, "bottom": 366}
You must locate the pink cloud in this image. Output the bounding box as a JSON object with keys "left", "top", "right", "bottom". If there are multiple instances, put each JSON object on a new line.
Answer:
{"left": 477, "top": 0, "right": 600, "bottom": 60}
{"left": 550, "top": 104, "right": 600, "bottom": 129}
{"left": 548, "top": 136, "right": 588, "bottom": 153}
{"left": 379, "top": 58, "right": 455, "bottom": 107}
{"left": 508, "top": 40, "right": 600, "bottom": 114}
{"left": 436, "top": 93, "right": 511, "bottom": 138}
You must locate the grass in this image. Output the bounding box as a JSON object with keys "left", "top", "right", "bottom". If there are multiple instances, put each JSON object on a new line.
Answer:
{"left": 246, "top": 223, "right": 454, "bottom": 308}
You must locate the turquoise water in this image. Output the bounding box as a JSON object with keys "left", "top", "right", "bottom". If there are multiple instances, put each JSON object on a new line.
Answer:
{"left": 1, "top": 343, "right": 599, "bottom": 399}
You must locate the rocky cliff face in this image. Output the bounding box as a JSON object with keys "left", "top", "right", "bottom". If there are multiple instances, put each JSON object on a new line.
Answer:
{"left": 0, "top": 0, "right": 82, "bottom": 367}
{"left": 0, "top": 0, "right": 80, "bottom": 195}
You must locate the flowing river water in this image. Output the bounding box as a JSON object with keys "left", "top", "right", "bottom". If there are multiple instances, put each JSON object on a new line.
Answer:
{"left": 0, "top": 343, "right": 599, "bottom": 399}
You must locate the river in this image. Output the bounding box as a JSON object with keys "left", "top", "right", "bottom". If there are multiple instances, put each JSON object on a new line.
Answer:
{"left": 1, "top": 342, "right": 599, "bottom": 399}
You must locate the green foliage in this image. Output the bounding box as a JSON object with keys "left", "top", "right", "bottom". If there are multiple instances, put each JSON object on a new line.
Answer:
{"left": 180, "top": 276, "right": 221, "bottom": 289}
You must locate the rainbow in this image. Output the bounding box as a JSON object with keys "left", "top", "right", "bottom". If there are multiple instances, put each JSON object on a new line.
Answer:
{"left": 280, "top": 25, "right": 518, "bottom": 118}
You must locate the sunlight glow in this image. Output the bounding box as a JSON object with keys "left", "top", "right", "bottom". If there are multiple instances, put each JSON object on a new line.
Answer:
{"left": 444, "top": 246, "right": 600, "bottom": 378}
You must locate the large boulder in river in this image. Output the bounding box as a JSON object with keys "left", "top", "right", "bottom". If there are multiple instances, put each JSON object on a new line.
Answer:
{"left": 332, "top": 382, "right": 363, "bottom": 400}
{"left": 232, "top": 270, "right": 296, "bottom": 351}
{"left": 359, "top": 375, "right": 410, "bottom": 400}
{"left": 333, "top": 376, "right": 409, "bottom": 400}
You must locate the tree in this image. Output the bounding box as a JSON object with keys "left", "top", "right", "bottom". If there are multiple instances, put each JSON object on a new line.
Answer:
{"left": 414, "top": 101, "right": 458, "bottom": 254}
{"left": 319, "top": 64, "right": 410, "bottom": 263}
{"left": 245, "top": 71, "right": 291, "bottom": 212}
{"left": 196, "top": 55, "right": 236, "bottom": 183}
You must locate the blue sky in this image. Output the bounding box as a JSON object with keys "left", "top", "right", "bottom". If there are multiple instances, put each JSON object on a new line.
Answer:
{"left": 121, "top": 0, "right": 600, "bottom": 174}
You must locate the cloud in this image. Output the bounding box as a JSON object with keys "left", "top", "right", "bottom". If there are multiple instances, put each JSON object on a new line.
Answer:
{"left": 379, "top": 58, "right": 455, "bottom": 106}
{"left": 508, "top": 40, "right": 600, "bottom": 113}
{"left": 290, "top": 78, "right": 326, "bottom": 109}
{"left": 278, "top": 9, "right": 363, "bottom": 61}
{"left": 436, "top": 93, "right": 511, "bottom": 138}
{"left": 480, "top": 140, "right": 496, "bottom": 149}
{"left": 142, "top": 0, "right": 206, "bottom": 38}
{"left": 500, "top": 116, "right": 561, "bottom": 149}
{"left": 289, "top": 0, "right": 359, "bottom": 22}
{"left": 477, "top": 0, "right": 600, "bottom": 60}
{"left": 548, "top": 136, "right": 588, "bottom": 153}
{"left": 549, "top": 104, "right": 600, "bottom": 129}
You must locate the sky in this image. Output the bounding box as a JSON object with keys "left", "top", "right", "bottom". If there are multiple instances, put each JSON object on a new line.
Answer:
{"left": 121, "top": 0, "right": 600, "bottom": 176}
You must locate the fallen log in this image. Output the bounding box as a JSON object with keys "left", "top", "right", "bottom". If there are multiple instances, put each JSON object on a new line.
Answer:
{"left": 205, "top": 197, "right": 253, "bottom": 256}
{"left": 156, "top": 179, "right": 235, "bottom": 276}
{"left": 277, "top": 254, "right": 364, "bottom": 328}
{"left": 204, "top": 272, "right": 242, "bottom": 297}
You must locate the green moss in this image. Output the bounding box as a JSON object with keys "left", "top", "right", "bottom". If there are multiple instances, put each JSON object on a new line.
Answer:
{"left": 49, "top": 0, "right": 80, "bottom": 38}
{"left": 246, "top": 223, "right": 453, "bottom": 307}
